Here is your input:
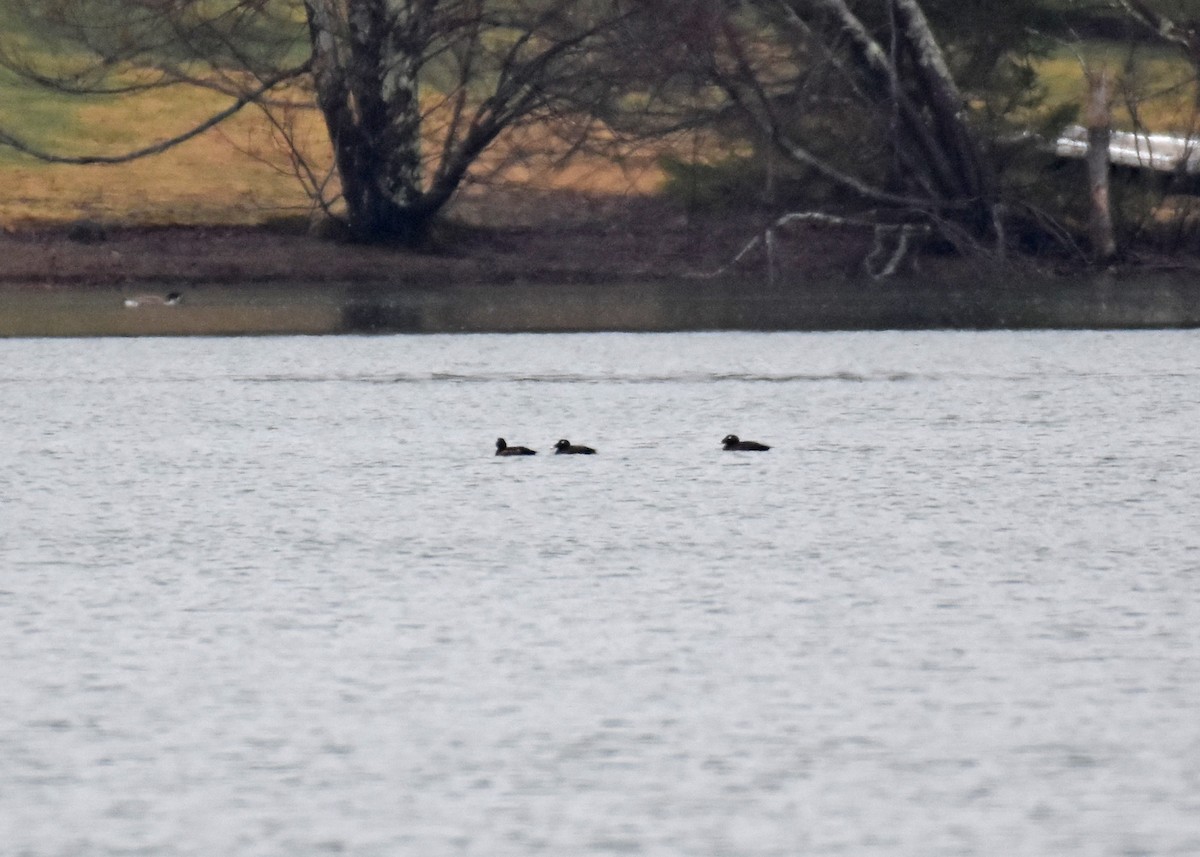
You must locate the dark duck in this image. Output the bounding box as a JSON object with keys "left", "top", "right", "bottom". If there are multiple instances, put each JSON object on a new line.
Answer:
{"left": 495, "top": 438, "right": 536, "bottom": 456}
{"left": 722, "top": 434, "right": 770, "bottom": 451}
{"left": 554, "top": 439, "right": 596, "bottom": 455}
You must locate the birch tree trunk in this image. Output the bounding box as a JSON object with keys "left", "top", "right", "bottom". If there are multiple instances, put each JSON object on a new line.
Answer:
{"left": 777, "top": 0, "right": 994, "bottom": 225}
{"left": 305, "top": 0, "right": 429, "bottom": 244}
{"left": 888, "top": 0, "right": 990, "bottom": 204}
{"left": 1086, "top": 70, "right": 1117, "bottom": 262}
{"left": 303, "top": 0, "right": 623, "bottom": 245}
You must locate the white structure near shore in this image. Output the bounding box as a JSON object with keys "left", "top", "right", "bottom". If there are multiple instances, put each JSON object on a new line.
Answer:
{"left": 1056, "top": 124, "right": 1200, "bottom": 174}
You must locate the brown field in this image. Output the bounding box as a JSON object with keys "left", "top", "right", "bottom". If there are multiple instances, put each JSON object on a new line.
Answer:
{"left": 0, "top": 86, "right": 842, "bottom": 295}
{"left": 5, "top": 22, "right": 1200, "bottom": 232}
{"left": 0, "top": 78, "right": 670, "bottom": 229}
{"left": 2, "top": 86, "right": 318, "bottom": 226}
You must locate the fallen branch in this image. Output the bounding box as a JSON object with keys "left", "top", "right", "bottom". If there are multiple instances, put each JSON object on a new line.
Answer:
{"left": 698, "top": 210, "right": 931, "bottom": 282}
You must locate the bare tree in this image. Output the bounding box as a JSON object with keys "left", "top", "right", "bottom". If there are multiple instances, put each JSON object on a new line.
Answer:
{"left": 0, "top": 0, "right": 630, "bottom": 244}
{"left": 606, "top": 0, "right": 1001, "bottom": 246}
{"left": 1114, "top": 0, "right": 1200, "bottom": 83}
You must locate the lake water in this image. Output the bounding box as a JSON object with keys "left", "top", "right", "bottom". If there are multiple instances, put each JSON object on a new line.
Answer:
{"left": 2, "top": 330, "right": 1199, "bottom": 857}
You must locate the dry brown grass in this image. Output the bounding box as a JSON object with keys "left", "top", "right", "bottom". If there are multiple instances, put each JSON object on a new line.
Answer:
{"left": 2, "top": 85, "right": 328, "bottom": 226}
{"left": 8, "top": 31, "right": 1200, "bottom": 231}
{"left": 1, "top": 79, "right": 669, "bottom": 229}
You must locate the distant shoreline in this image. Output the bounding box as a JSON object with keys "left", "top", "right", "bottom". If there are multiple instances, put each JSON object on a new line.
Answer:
{"left": 5, "top": 273, "right": 1200, "bottom": 337}
{"left": 4, "top": 214, "right": 1200, "bottom": 336}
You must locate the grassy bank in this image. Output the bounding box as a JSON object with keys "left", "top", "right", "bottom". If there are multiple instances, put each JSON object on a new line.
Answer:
{"left": 0, "top": 73, "right": 324, "bottom": 226}
{"left": 0, "top": 67, "right": 660, "bottom": 230}
{"left": 5, "top": 22, "right": 1200, "bottom": 231}
{"left": 6, "top": 20, "right": 1200, "bottom": 340}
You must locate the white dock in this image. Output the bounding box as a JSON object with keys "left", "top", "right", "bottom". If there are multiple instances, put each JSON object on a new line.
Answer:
{"left": 1055, "top": 124, "right": 1200, "bottom": 173}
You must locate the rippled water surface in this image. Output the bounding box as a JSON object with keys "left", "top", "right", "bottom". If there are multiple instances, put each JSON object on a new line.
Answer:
{"left": 2, "top": 331, "right": 1199, "bottom": 857}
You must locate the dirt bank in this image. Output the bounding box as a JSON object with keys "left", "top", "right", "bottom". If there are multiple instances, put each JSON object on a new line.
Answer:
{"left": 0, "top": 194, "right": 873, "bottom": 290}
{"left": 4, "top": 193, "right": 1200, "bottom": 336}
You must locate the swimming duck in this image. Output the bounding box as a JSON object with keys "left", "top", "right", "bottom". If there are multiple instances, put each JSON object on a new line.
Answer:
{"left": 722, "top": 434, "right": 770, "bottom": 451}
{"left": 124, "top": 292, "right": 182, "bottom": 308}
{"left": 554, "top": 439, "right": 596, "bottom": 455}
{"left": 495, "top": 438, "right": 536, "bottom": 456}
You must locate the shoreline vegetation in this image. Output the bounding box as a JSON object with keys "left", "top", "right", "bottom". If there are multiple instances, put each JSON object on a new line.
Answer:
{"left": 4, "top": 192, "right": 1200, "bottom": 337}
{"left": 7, "top": 4, "right": 1200, "bottom": 336}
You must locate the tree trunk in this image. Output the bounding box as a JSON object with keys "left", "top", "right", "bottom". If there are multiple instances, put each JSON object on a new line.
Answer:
{"left": 305, "top": 0, "right": 430, "bottom": 244}
{"left": 1086, "top": 70, "right": 1117, "bottom": 262}
{"left": 889, "top": 0, "right": 990, "bottom": 205}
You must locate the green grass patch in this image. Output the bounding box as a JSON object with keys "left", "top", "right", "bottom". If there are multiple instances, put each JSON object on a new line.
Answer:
{"left": 0, "top": 68, "right": 90, "bottom": 164}
{"left": 1035, "top": 40, "right": 1200, "bottom": 132}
